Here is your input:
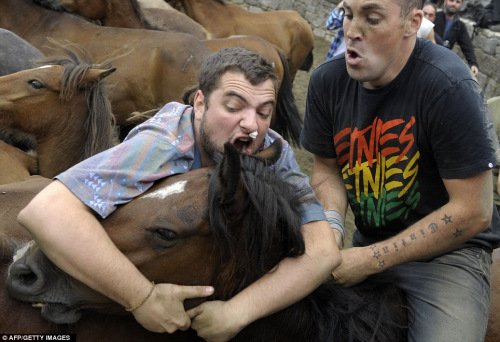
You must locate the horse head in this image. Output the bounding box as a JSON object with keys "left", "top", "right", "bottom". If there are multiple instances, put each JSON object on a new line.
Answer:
{"left": 0, "top": 42, "right": 117, "bottom": 177}
{"left": 6, "top": 140, "right": 307, "bottom": 326}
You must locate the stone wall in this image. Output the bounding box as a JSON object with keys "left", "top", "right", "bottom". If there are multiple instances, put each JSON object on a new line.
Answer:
{"left": 228, "top": 0, "right": 500, "bottom": 98}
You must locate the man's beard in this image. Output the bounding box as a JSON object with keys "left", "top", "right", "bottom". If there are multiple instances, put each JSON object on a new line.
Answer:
{"left": 199, "top": 112, "right": 220, "bottom": 164}
{"left": 444, "top": 6, "right": 458, "bottom": 15}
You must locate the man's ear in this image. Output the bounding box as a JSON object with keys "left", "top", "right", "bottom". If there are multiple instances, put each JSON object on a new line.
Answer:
{"left": 193, "top": 89, "right": 206, "bottom": 114}
{"left": 405, "top": 8, "right": 423, "bottom": 37}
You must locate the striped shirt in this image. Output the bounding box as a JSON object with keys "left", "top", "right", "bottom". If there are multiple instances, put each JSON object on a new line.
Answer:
{"left": 57, "top": 102, "right": 325, "bottom": 225}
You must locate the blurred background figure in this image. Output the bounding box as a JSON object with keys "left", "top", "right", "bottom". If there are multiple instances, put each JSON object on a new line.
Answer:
{"left": 418, "top": 16, "right": 438, "bottom": 43}
{"left": 324, "top": 1, "right": 345, "bottom": 61}
{"left": 423, "top": 2, "right": 444, "bottom": 44}
{"left": 434, "top": 0, "right": 479, "bottom": 77}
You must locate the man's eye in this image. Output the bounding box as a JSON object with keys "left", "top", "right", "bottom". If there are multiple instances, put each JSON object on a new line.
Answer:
{"left": 258, "top": 112, "right": 271, "bottom": 119}
{"left": 367, "top": 16, "right": 381, "bottom": 25}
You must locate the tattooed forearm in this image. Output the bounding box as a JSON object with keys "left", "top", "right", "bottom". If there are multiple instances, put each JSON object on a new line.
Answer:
{"left": 368, "top": 214, "right": 455, "bottom": 269}
{"left": 370, "top": 245, "right": 385, "bottom": 268}
{"left": 441, "top": 214, "right": 452, "bottom": 224}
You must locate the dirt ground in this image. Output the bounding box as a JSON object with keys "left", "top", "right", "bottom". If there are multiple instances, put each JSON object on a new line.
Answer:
{"left": 290, "top": 36, "right": 355, "bottom": 245}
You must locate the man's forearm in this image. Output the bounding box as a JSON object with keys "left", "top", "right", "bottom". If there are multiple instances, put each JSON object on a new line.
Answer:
{"left": 362, "top": 201, "right": 491, "bottom": 273}
{"left": 226, "top": 221, "right": 339, "bottom": 326}
{"left": 17, "top": 181, "right": 152, "bottom": 309}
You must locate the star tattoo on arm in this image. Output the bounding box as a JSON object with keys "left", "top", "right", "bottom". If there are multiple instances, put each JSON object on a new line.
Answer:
{"left": 441, "top": 214, "right": 452, "bottom": 224}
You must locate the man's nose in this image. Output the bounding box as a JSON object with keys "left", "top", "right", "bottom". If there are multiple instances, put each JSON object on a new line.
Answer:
{"left": 240, "top": 110, "right": 258, "bottom": 132}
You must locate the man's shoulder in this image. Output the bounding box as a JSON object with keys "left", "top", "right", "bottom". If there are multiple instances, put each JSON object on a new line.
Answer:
{"left": 310, "top": 57, "right": 349, "bottom": 88}
{"left": 414, "top": 40, "right": 473, "bottom": 83}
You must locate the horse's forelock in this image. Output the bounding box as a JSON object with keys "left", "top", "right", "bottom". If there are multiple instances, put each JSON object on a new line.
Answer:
{"left": 208, "top": 152, "right": 305, "bottom": 298}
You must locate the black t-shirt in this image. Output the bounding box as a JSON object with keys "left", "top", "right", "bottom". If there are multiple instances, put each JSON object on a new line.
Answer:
{"left": 301, "top": 38, "right": 500, "bottom": 249}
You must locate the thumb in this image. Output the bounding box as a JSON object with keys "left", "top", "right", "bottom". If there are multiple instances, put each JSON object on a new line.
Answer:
{"left": 187, "top": 305, "right": 203, "bottom": 319}
{"left": 178, "top": 285, "right": 214, "bottom": 300}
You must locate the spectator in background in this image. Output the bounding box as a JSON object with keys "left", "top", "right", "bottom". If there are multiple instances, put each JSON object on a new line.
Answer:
{"left": 434, "top": 0, "right": 479, "bottom": 77}
{"left": 418, "top": 16, "right": 438, "bottom": 43}
{"left": 489, "top": 0, "right": 500, "bottom": 30}
{"left": 423, "top": 1, "right": 438, "bottom": 22}
{"left": 325, "top": 1, "right": 346, "bottom": 61}
{"left": 423, "top": 2, "right": 445, "bottom": 44}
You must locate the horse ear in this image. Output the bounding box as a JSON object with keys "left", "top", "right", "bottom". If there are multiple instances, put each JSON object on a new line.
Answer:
{"left": 81, "top": 67, "right": 116, "bottom": 85}
{"left": 253, "top": 139, "right": 282, "bottom": 165}
{"left": 219, "top": 143, "right": 244, "bottom": 205}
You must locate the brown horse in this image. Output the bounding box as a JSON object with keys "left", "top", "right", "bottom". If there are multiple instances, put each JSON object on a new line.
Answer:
{"left": 0, "top": 0, "right": 209, "bottom": 125}
{"left": 0, "top": 140, "right": 37, "bottom": 185}
{"left": 5, "top": 142, "right": 407, "bottom": 341}
{"left": 0, "top": 28, "right": 42, "bottom": 184}
{"left": 34, "top": 0, "right": 210, "bottom": 39}
{"left": 171, "top": 0, "right": 315, "bottom": 80}
{"left": 0, "top": 177, "right": 195, "bottom": 340}
{"left": 1, "top": 0, "right": 302, "bottom": 145}
{"left": 0, "top": 43, "right": 116, "bottom": 178}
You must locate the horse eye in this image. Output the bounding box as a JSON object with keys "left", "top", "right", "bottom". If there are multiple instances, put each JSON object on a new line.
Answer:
{"left": 28, "top": 79, "right": 44, "bottom": 89}
{"left": 152, "top": 228, "right": 177, "bottom": 241}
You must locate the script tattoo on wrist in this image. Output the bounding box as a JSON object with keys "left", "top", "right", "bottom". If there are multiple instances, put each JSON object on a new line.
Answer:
{"left": 369, "top": 215, "right": 450, "bottom": 269}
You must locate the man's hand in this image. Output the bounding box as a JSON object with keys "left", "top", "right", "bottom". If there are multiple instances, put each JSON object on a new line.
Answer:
{"left": 470, "top": 65, "right": 479, "bottom": 77}
{"left": 331, "top": 247, "right": 375, "bottom": 287}
{"left": 188, "top": 300, "right": 245, "bottom": 342}
{"left": 132, "top": 283, "right": 214, "bottom": 333}
{"left": 333, "top": 229, "right": 344, "bottom": 248}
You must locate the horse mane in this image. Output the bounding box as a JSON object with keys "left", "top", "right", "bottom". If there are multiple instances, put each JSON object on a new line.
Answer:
{"left": 207, "top": 142, "right": 408, "bottom": 341}
{"left": 275, "top": 49, "right": 302, "bottom": 146}
{"left": 128, "top": 0, "right": 155, "bottom": 29}
{"left": 31, "top": 0, "right": 65, "bottom": 11}
{"left": 239, "top": 273, "right": 409, "bottom": 342}
{"left": 0, "top": 126, "right": 36, "bottom": 152}
{"left": 36, "top": 41, "right": 116, "bottom": 159}
{"left": 208, "top": 142, "right": 306, "bottom": 298}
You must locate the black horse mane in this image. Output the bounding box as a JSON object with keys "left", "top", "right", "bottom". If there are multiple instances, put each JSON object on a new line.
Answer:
{"left": 207, "top": 142, "right": 408, "bottom": 341}
{"left": 35, "top": 41, "right": 116, "bottom": 159}
{"left": 274, "top": 49, "right": 302, "bottom": 146}
{"left": 208, "top": 141, "right": 306, "bottom": 298}
{"left": 240, "top": 272, "right": 409, "bottom": 342}
{"left": 0, "top": 126, "right": 36, "bottom": 152}
{"left": 31, "top": 0, "right": 65, "bottom": 11}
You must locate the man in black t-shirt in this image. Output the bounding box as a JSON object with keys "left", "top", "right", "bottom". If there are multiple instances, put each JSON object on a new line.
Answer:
{"left": 301, "top": 0, "right": 499, "bottom": 340}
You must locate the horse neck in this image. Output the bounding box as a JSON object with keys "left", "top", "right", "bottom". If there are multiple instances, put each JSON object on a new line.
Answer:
{"left": 181, "top": 0, "right": 228, "bottom": 26}
{"left": 37, "top": 137, "right": 85, "bottom": 178}
{"left": 103, "top": 0, "right": 145, "bottom": 29}
{"left": 35, "top": 107, "right": 89, "bottom": 178}
{"left": 0, "top": 0, "right": 47, "bottom": 36}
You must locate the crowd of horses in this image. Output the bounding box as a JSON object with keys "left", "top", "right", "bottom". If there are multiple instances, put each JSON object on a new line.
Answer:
{"left": 0, "top": 0, "right": 500, "bottom": 340}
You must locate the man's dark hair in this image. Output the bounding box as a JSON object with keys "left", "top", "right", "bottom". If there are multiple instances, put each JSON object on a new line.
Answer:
{"left": 401, "top": 0, "right": 424, "bottom": 16}
{"left": 197, "top": 47, "right": 278, "bottom": 105}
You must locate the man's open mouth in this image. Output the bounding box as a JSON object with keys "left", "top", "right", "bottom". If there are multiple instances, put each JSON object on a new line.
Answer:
{"left": 232, "top": 137, "right": 253, "bottom": 152}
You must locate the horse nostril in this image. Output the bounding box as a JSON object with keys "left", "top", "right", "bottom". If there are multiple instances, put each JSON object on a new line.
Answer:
{"left": 15, "top": 263, "right": 39, "bottom": 287}
{"left": 7, "top": 261, "right": 44, "bottom": 296}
